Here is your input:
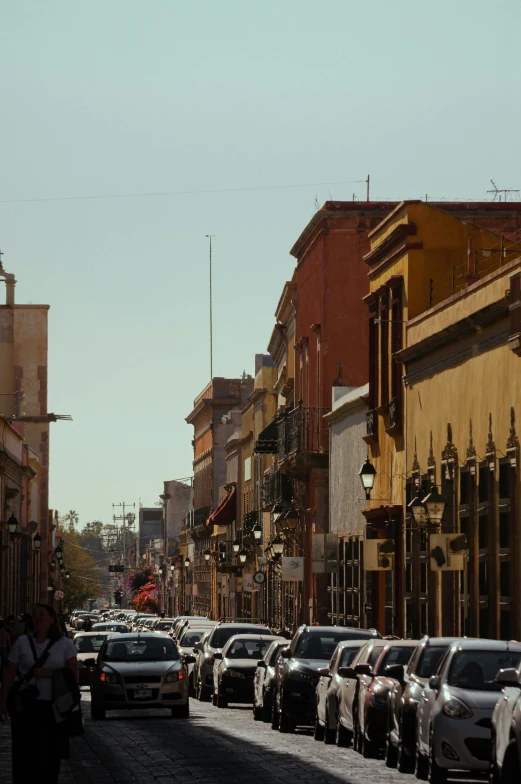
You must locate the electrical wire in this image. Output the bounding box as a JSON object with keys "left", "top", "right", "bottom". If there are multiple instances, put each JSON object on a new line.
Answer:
{"left": 0, "top": 178, "right": 367, "bottom": 205}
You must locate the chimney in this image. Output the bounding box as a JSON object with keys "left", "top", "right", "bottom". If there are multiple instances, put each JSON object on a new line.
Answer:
{"left": 5, "top": 274, "right": 16, "bottom": 305}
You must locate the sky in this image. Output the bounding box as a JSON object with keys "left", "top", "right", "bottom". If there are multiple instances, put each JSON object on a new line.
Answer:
{"left": 1, "top": 1, "right": 520, "bottom": 527}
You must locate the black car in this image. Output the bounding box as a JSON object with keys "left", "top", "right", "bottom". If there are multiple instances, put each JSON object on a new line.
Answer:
{"left": 272, "top": 625, "right": 380, "bottom": 734}
{"left": 384, "top": 636, "right": 458, "bottom": 772}
{"left": 212, "top": 634, "right": 282, "bottom": 707}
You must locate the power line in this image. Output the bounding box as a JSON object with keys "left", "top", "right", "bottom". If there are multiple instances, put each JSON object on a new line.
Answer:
{"left": 0, "top": 179, "right": 367, "bottom": 205}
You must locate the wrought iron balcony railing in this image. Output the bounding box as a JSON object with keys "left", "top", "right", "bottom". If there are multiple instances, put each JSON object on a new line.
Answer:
{"left": 277, "top": 405, "right": 330, "bottom": 462}
{"left": 188, "top": 506, "right": 211, "bottom": 529}
{"left": 260, "top": 471, "right": 293, "bottom": 510}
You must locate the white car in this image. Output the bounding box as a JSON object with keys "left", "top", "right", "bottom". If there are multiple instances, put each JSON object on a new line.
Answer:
{"left": 314, "top": 639, "right": 366, "bottom": 744}
{"left": 491, "top": 663, "right": 521, "bottom": 783}
{"left": 415, "top": 639, "right": 521, "bottom": 782}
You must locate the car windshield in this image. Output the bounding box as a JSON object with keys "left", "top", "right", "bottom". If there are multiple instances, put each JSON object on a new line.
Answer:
{"left": 447, "top": 650, "right": 521, "bottom": 691}
{"left": 339, "top": 646, "right": 362, "bottom": 667}
{"left": 74, "top": 635, "right": 108, "bottom": 652}
{"left": 156, "top": 621, "right": 174, "bottom": 630}
{"left": 294, "top": 632, "right": 360, "bottom": 660}
{"left": 92, "top": 624, "right": 126, "bottom": 632}
{"left": 103, "top": 638, "right": 179, "bottom": 662}
{"left": 377, "top": 646, "right": 416, "bottom": 673}
{"left": 227, "top": 639, "right": 272, "bottom": 659}
{"left": 142, "top": 618, "right": 158, "bottom": 626}
{"left": 180, "top": 631, "right": 204, "bottom": 647}
{"left": 416, "top": 646, "right": 448, "bottom": 678}
{"left": 211, "top": 627, "right": 271, "bottom": 649}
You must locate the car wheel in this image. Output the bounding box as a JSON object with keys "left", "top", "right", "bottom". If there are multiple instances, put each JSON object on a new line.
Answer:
{"left": 278, "top": 700, "right": 295, "bottom": 734}
{"left": 271, "top": 699, "right": 280, "bottom": 730}
{"left": 385, "top": 737, "right": 398, "bottom": 768}
{"left": 323, "top": 710, "right": 335, "bottom": 745}
{"left": 171, "top": 701, "right": 189, "bottom": 718}
{"left": 336, "top": 717, "right": 352, "bottom": 748}
{"left": 262, "top": 697, "right": 272, "bottom": 723}
{"left": 314, "top": 717, "right": 325, "bottom": 741}
{"left": 217, "top": 695, "right": 228, "bottom": 709}
{"left": 397, "top": 738, "right": 415, "bottom": 774}
{"left": 362, "top": 735, "right": 379, "bottom": 759}
{"left": 253, "top": 705, "right": 263, "bottom": 721}
{"left": 212, "top": 693, "right": 218, "bottom": 706}
{"left": 502, "top": 740, "right": 521, "bottom": 784}
{"left": 91, "top": 700, "right": 106, "bottom": 720}
{"left": 428, "top": 734, "right": 447, "bottom": 784}
{"left": 197, "top": 678, "right": 211, "bottom": 702}
{"left": 415, "top": 746, "right": 429, "bottom": 782}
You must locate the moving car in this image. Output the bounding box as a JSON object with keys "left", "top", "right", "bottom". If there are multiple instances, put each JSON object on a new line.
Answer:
{"left": 415, "top": 639, "right": 521, "bottom": 782}
{"left": 171, "top": 616, "right": 209, "bottom": 640}
{"left": 152, "top": 618, "right": 177, "bottom": 633}
{"left": 272, "top": 625, "right": 380, "bottom": 734}
{"left": 131, "top": 614, "right": 155, "bottom": 631}
{"left": 314, "top": 639, "right": 367, "bottom": 744}
{"left": 491, "top": 661, "right": 521, "bottom": 783}
{"left": 72, "top": 631, "right": 120, "bottom": 686}
{"left": 88, "top": 633, "right": 194, "bottom": 719}
{"left": 138, "top": 616, "right": 159, "bottom": 632}
{"left": 212, "top": 634, "right": 282, "bottom": 708}
{"left": 75, "top": 613, "right": 99, "bottom": 630}
{"left": 385, "top": 636, "right": 457, "bottom": 772}
{"left": 336, "top": 637, "right": 387, "bottom": 748}
{"left": 193, "top": 621, "right": 272, "bottom": 701}
{"left": 356, "top": 639, "right": 418, "bottom": 758}
{"left": 253, "top": 640, "right": 289, "bottom": 722}
{"left": 92, "top": 622, "right": 129, "bottom": 634}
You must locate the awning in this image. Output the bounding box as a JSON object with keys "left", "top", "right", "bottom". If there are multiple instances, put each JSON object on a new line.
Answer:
{"left": 254, "top": 419, "right": 278, "bottom": 454}
{"left": 206, "top": 486, "right": 236, "bottom": 527}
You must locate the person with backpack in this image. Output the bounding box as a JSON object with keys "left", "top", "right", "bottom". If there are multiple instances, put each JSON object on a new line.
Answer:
{"left": 0, "top": 603, "right": 78, "bottom": 784}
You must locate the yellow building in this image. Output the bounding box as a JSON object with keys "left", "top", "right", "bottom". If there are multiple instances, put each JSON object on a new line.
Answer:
{"left": 363, "top": 201, "right": 521, "bottom": 635}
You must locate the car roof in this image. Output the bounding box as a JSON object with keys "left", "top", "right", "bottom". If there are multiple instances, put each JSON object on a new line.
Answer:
{"left": 381, "top": 639, "right": 420, "bottom": 648}
{"left": 449, "top": 639, "right": 521, "bottom": 652}
{"left": 421, "top": 636, "right": 464, "bottom": 646}
{"left": 214, "top": 623, "right": 270, "bottom": 629}
{"left": 336, "top": 639, "right": 370, "bottom": 649}
{"left": 73, "top": 631, "right": 120, "bottom": 637}
{"left": 298, "top": 625, "right": 378, "bottom": 634}
{"left": 225, "top": 634, "right": 282, "bottom": 643}
{"left": 106, "top": 632, "right": 173, "bottom": 640}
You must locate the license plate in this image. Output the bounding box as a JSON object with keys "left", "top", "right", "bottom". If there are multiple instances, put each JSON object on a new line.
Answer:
{"left": 134, "top": 689, "right": 152, "bottom": 699}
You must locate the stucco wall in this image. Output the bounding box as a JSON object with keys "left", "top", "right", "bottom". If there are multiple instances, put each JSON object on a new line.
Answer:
{"left": 329, "top": 393, "right": 368, "bottom": 538}
{"left": 164, "top": 480, "right": 193, "bottom": 554}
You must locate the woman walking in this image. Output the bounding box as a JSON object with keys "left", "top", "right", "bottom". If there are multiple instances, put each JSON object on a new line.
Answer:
{"left": 0, "top": 603, "right": 78, "bottom": 784}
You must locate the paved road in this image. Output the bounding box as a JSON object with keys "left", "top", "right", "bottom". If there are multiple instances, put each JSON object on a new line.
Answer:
{"left": 0, "top": 692, "right": 475, "bottom": 784}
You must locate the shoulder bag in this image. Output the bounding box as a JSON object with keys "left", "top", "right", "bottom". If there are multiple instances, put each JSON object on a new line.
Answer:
{"left": 6, "top": 636, "right": 57, "bottom": 717}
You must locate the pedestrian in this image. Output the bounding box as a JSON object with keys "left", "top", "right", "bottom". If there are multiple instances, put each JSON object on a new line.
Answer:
{"left": 82, "top": 616, "right": 92, "bottom": 632}
{"left": 0, "top": 603, "right": 78, "bottom": 784}
{"left": 0, "top": 620, "right": 10, "bottom": 681}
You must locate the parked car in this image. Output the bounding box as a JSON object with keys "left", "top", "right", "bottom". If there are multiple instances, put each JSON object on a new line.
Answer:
{"left": 415, "top": 639, "right": 521, "bottom": 782}
{"left": 491, "top": 661, "right": 521, "bottom": 783}
{"left": 193, "top": 621, "right": 272, "bottom": 701}
{"left": 171, "top": 616, "right": 209, "bottom": 640}
{"left": 336, "top": 637, "right": 387, "bottom": 747}
{"left": 72, "top": 632, "right": 120, "bottom": 686}
{"left": 314, "top": 639, "right": 367, "bottom": 744}
{"left": 355, "top": 639, "right": 418, "bottom": 758}
{"left": 138, "top": 616, "right": 159, "bottom": 632}
{"left": 174, "top": 618, "right": 216, "bottom": 642}
{"left": 253, "top": 640, "right": 289, "bottom": 723}
{"left": 152, "top": 618, "right": 177, "bottom": 633}
{"left": 272, "top": 625, "right": 381, "bottom": 734}
{"left": 177, "top": 628, "right": 212, "bottom": 693}
{"left": 75, "top": 613, "right": 99, "bottom": 630}
{"left": 212, "top": 634, "right": 282, "bottom": 708}
{"left": 88, "top": 633, "right": 194, "bottom": 719}
{"left": 131, "top": 614, "right": 154, "bottom": 631}
{"left": 385, "top": 636, "right": 458, "bottom": 772}
{"left": 92, "top": 622, "right": 129, "bottom": 634}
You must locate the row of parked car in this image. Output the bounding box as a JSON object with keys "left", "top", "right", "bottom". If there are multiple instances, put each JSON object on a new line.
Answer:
{"left": 183, "top": 620, "right": 521, "bottom": 784}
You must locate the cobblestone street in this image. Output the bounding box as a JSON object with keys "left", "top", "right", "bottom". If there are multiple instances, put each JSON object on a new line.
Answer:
{"left": 1, "top": 692, "right": 409, "bottom": 784}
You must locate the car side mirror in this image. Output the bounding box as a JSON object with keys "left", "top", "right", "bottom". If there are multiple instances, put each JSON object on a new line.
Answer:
{"left": 317, "top": 667, "right": 330, "bottom": 677}
{"left": 337, "top": 666, "right": 356, "bottom": 678}
{"left": 385, "top": 664, "right": 405, "bottom": 684}
{"left": 183, "top": 654, "right": 196, "bottom": 665}
{"left": 429, "top": 675, "right": 441, "bottom": 691}
{"left": 354, "top": 663, "right": 373, "bottom": 676}
{"left": 496, "top": 668, "right": 521, "bottom": 688}
{"left": 280, "top": 647, "right": 291, "bottom": 659}
{"left": 213, "top": 652, "right": 223, "bottom": 660}
{"left": 83, "top": 658, "right": 96, "bottom": 668}
{"left": 257, "top": 660, "right": 267, "bottom": 668}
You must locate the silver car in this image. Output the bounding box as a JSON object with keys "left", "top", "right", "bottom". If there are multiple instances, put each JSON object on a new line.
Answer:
{"left": 314, "top": 639, "right": 366, "bottom": 744}
{"left": 415, "top": 639, "right": 521, "bottom": 781}
{"left": 253, "top": 640, "right": 289, "bottom": 723}
{"left": 491, "top": 662, "right": 521, "bottom": 783}
{"left": 89, "top": 633, "right": 194, "bottom": 719}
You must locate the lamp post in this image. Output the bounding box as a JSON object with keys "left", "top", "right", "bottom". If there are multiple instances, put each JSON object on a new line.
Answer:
{"left": 33, "top": 533, "right": 42, "bottom": 551}
{"left": 203, "top": 549, "right": 211, "bottom": 562}
{"left": 238, "top": 548, "right": 248, "bottom": 565}
{"left": 232, "top": 538, "right": 241, "bottom": 555}
{"left": 7, "top": 514, "right": 18, "bottom": 537}
{"left": 252, "top": 524, "right": 262, "bottom": 542}
{"left": 359, "top": 458, "right": 377, "bottom": 500}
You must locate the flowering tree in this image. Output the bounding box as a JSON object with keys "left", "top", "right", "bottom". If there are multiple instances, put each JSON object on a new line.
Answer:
{"left": 129, "top": 580, "right": 159, "bottom": 613}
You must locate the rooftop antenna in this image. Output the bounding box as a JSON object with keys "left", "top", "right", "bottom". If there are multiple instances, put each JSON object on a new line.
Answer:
{"left": 205, "top": 234, "right": 215, "bottom": 379}
{"left": 487, "top": 179, "right": 520, "bottom": 202}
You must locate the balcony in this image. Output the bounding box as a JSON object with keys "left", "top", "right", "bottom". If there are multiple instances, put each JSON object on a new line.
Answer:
{"left": 188, "top": 506, "right": 211, "bottom": 531}
{"left": 260, "top": 471, "right": 293, "bottom": 510}
{"left": 277, "top": 405, "right": 330, "bottom": 472}
{"left": 386, "top": 396, "right": 402, "bottom": 436}
{"left": 363, "top": 409, "right": 378, "bottom": 445}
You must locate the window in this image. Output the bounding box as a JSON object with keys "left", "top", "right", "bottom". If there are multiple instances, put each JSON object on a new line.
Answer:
{"left": 448, "top": 650, "right": 521, "bottom": 690}
{"left": 377, "top": 645, "right": 416, "bottom": 671}
{"left": 416, "top": 646, "right": 448, "bottom": 678}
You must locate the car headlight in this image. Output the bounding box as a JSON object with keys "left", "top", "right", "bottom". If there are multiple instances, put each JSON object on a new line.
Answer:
{"left": 165, "top": 671, "right": 184, "bottom": 683}
{"left": 443, "top": 697, "right": 473, "bottom": 719}
{"left": 100, "top": 671, "right": 119, "bottom": 684}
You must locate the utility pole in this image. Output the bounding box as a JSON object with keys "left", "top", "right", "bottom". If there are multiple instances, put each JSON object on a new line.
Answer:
{"left": 112, "top": 502, "right": 136, "bottom": 607}
{"left": 205, "top": 235, "right": 215, "bottom": 379}
{"left": 366, "top": 174, "right": 370, "bottom": 202}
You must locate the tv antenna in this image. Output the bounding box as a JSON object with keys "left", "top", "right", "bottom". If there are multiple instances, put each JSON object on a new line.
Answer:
{"left": 487, "top": 179, "right": 520, "bottom": 202}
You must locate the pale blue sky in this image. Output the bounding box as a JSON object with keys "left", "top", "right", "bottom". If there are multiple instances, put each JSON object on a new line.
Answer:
{"left": 1, "top": 1, "right": 520, "bottom": 526}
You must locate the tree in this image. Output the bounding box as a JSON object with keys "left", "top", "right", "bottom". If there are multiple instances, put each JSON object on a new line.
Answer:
{"left": 58, "top": 526, "right": 104, "bottom": 610}
{"left": 62, "top": 510, "right": 79, "bottom": 531}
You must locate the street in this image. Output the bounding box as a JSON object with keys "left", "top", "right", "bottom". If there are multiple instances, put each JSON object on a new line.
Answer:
{"left": 0, "top": 693, "right": 408, "bottom": 784}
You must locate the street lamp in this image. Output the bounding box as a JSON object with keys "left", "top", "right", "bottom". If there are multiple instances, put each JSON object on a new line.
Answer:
{"left": 232, "top": 538, "right": 241, "bottom": 554}
{"left": 272, "top": 535, "right": 284, "bottom": 557}
{"left": 33, "top": 533, "right": 42, "bottom": 551}
{"left": 204, "top": 549, "right": 211, "bottom": 562}
{"left": 55, "top": 544, "right": 63, "bottom": 559}
{"left": 422, "top": 485, "right": 447, "bottom": 526}
{"left": 65, "top": 571, "right": 70, "bottom": 580}
{"left": 408, "top": 494, "right": 429, "bottom": 527}
{"left": 278, "top": 506, "right": 299, "bottom": 534}
{"left": 359, "top": 458, "right": 377, "bottom": 500}
{"left": 252, "top": 524, "right": 262, "bottom": 541}
{"left": 184, "top": 557, "right": 190, "bottom": 568}
{"left": 7, "top": 514, "right": 18, "bottom": 536}
{"left": 272, "top": 504, "right": 284, "bottom": 526}
{"left": 169, "top": 563, "right": 175, "bottom": 573}
{"left": 239, "top": 548, "right": 248, "bottom": 564}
